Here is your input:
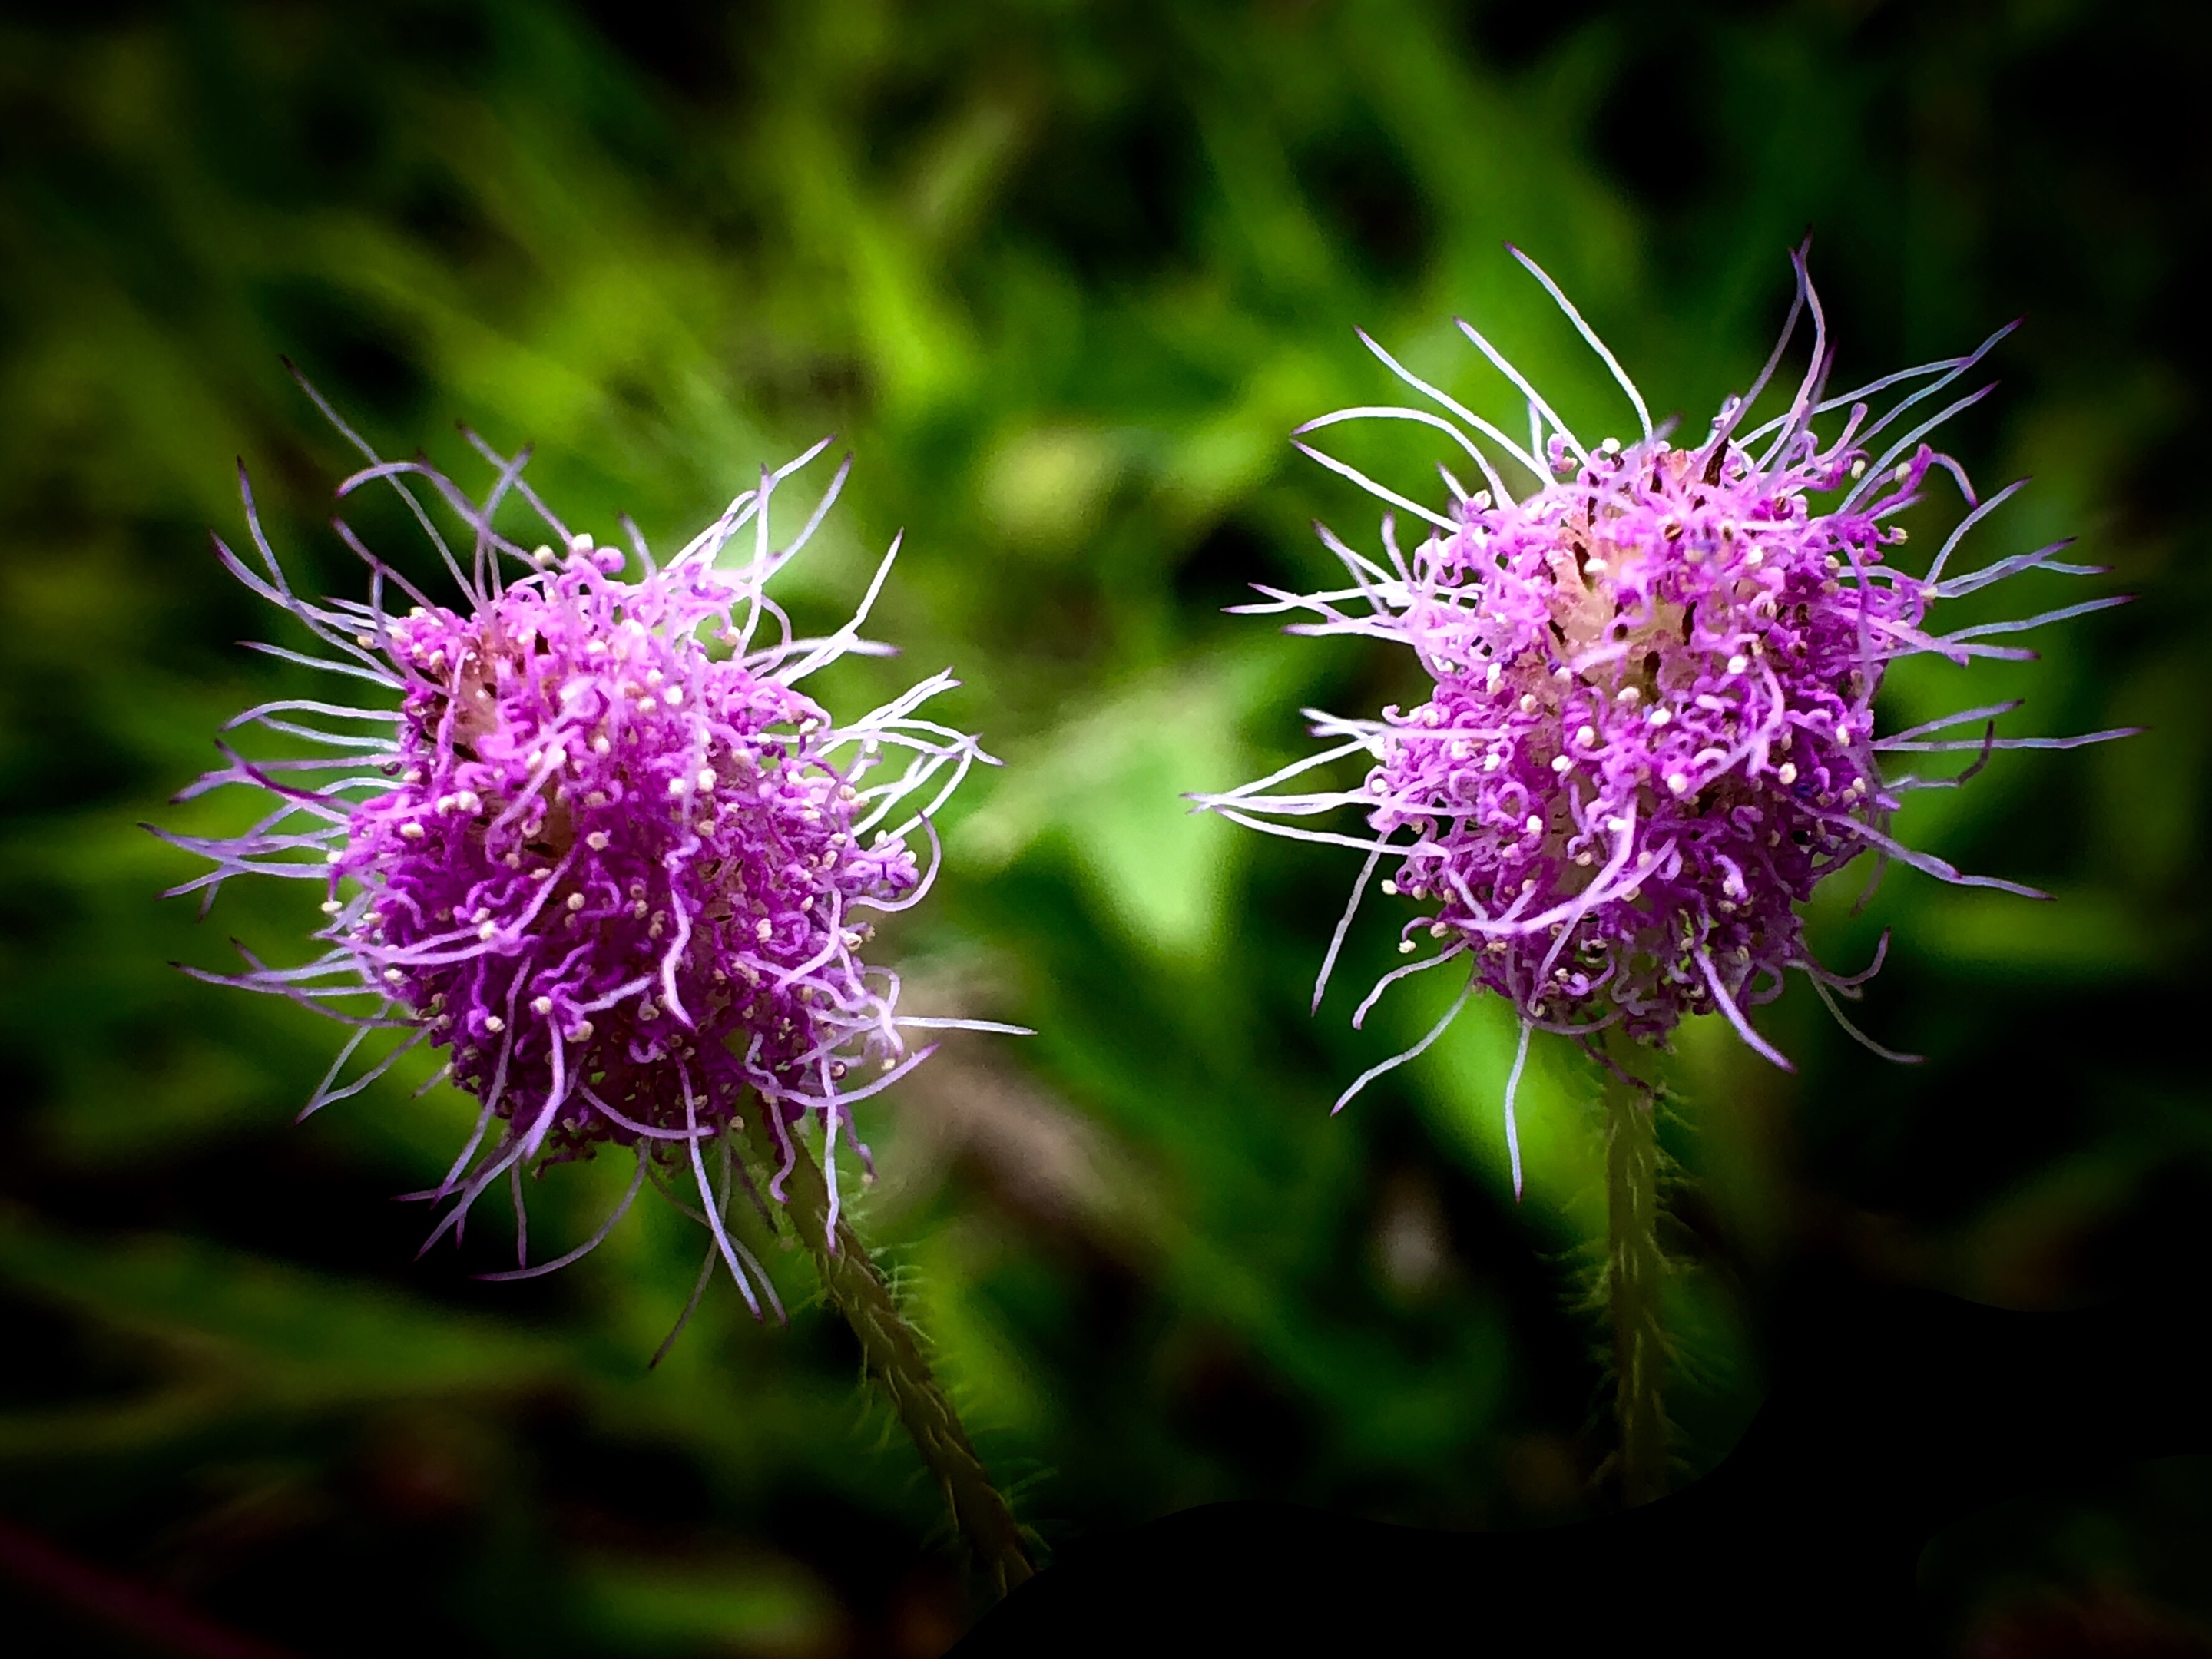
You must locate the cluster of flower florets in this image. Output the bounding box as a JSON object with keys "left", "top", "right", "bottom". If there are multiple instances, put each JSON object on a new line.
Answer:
{"left": 347, "top": 541, "right": 922, "bottom": 1164}
{"left": 167, "top": 429, "right": 993, "bottom": 1293}
{"left": 1369, "top": 430, "right": 1924, "bottom": 1048}
{"left": 1204, "top": 250, "right": 2121, "bottom": 1146}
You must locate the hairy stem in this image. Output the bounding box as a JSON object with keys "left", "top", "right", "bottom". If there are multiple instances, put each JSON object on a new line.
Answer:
{"left": 744, "top": 1111, "right": 1035, "bottom": 1594}
{"left": 1602, "top": 1055, "right": 1669, "bottom": 1507}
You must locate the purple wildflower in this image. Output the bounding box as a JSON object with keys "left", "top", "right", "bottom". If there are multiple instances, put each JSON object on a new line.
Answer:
{"left": 1200, "top": 248, "right": 2130, "bottom": 1191}
{"left": 163, "top": 398, "right": 1008, "bottom": 1312}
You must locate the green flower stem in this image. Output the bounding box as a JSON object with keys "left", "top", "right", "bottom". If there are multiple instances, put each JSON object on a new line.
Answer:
{"left": 743, "top": 1111, "right": 1036, "bottom": 1594}
{"left": 1602, "top": 1053, "right": 1669, "bottom": 1507}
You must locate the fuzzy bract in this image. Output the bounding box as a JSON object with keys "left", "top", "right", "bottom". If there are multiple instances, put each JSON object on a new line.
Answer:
{"left": 1197, "top": 249, "right": 2128, "bottom": 1189}
{"left": 164, "top": 402, "right": 1005, "bottom": 1310}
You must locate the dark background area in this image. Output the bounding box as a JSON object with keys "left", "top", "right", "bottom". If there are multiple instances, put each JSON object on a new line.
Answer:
{"left": 1, "top": 2, "right": 2206, "bottom": 1654}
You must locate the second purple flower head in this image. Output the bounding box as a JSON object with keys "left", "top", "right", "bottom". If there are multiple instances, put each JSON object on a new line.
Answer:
{"left": 1200, "top": 247, "right": 2129, "bottom": 1190}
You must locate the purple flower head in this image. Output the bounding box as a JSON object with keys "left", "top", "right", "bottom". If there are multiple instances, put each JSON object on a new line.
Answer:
{"left": 1199, "top": 248, "right": 2131, "bottom": 1191}
{"left": 164, "top": 401, "right": 1008, "bottom": 1310}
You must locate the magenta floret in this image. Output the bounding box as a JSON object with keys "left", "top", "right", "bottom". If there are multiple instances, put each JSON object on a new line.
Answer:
{"left": 1200, "top": 248, "right": 2128, "bottom": 1186}
{"left": 164, "top": 418, "right": 1001, "bottom": 1304}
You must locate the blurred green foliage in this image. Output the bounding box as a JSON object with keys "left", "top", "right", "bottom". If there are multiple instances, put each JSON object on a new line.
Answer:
{"left": 1, "top": 2, "right": 2205, "bottom": 1654}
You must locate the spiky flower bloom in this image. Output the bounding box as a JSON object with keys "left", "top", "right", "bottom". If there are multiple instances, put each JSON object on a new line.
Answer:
{"left": 1200, "top": 249, "right": 2127, "bottom": 1190}
{"left": 164, "top": 402, "right": 1001, "bottom": 1310}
